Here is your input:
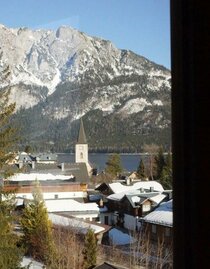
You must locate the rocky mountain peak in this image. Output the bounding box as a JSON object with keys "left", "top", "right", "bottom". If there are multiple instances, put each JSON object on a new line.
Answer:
{"left": 0, "top": 24, "right": 171, "bottom": 151}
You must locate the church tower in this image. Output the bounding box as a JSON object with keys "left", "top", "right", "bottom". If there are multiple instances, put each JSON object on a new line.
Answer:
{"left": 75, "top": 118, "right": 92, "bottom": 174}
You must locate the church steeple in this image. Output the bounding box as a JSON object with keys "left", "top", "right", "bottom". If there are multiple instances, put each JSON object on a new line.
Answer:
{"left": 75, "top": 117, "right": 92, "bottom": 176}
{"left": 77, "top": 118, "right": 87, "bottom": 144}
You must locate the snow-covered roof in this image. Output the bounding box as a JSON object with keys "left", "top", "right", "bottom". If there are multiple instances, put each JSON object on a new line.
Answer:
{"left": 107, "top": 189, "right": 141, "bottom": 201}
{"left": 109, "top": 181, "right": 164, "bottom": 194}
{"left": 45, "top": 199, "right": 99, "bottom": 213}
{"left": 107, "top": 189, "right": 164, "bottom": 203}
{"left": 108, "top": 228, "right": 136, "bottom": 245}
{"left": 15, "top": 197, "right": 25, "bottom": 206}
{"left": 143, "top": 200, "right": 173, "bottom": 227}
{"left": 149, "top": 194, "right": 167, "bottom": 205}
{"left": 99, "top": 206, "right": 108, "bottom": 212}
{"left": 8, "top": 172, "right": 74, "bottom": 181}
{"left": 49, "top": 213, "right": 105, "bottom": 234}
{"left": 88, "top": 194, "right": 102, "bottom": 201}
{"left": 131, "top": 196, "right": 141, "bottom": 203}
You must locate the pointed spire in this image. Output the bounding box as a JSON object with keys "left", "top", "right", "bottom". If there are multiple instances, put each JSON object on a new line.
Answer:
{"left": 77, "top": 118, "right": 87, "bottom": 144}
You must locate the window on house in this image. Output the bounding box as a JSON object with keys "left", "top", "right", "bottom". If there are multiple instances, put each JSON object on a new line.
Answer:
{"left": 142, "top": 204, "right": 151, "bottom": 212}
{"left": 104, "top": 216, "right": 109, "bottom": 225}
{"left": 95, "top": 217, "right": 100, "bottom": 222}
{"left": 54, "top": 194, "right": 58, "bottom": 199}
{"left": 152, "top": 225, "right": 157, "bottom": 234}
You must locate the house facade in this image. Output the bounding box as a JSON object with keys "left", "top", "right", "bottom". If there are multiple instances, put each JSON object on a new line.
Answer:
{"left": 106, "top": 192, "right": 167, "bottom": 231}
{"left": 5, "top": 181, "right": 87, "bottom": 200}
{"left": 95, "top": 181, "right": 169, "bottom": 231}
{"left": 141, "top": 199, "right": 173, "bottom": 245}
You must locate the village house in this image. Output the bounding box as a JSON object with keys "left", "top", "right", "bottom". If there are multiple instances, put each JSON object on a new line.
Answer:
{"left": 48, "top": 213, "right": 111, "bottom": 244}
{"left": 44, "top": 198, "right": 107, "bottom": 222}
{"left": 106, "top": 191, "right": 167, "bottom": 231}
{"left": 32, "top": 153, "right": 58, "bottom": 164}
{"left": 94, "top": 181, "right": 171, "bottom": 231}
{"left": 141, "top": 199, "right": 173, "bottom": 245}
{"left": 12, "top": 151, "right": 58, "bottom": 165}
{"left": 4, "top": 162, "right": 89, "bottom": 200}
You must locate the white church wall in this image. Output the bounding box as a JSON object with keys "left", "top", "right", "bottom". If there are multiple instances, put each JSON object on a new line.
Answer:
{"left": 75, "top": 144, "right": 88, "bottom": 164}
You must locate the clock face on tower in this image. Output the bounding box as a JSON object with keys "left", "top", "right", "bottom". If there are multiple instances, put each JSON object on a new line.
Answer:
{"left": 79, "top": 146, "right": 84, "bottom": 150}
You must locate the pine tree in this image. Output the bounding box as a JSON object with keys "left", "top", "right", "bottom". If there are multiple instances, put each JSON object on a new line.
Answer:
{"left": 136, "top": 159, "right": 147, "bottom": 180}
{"left": 24, "top": 145, "right": 32, "bottom": 154}
{"left": 20, "top": 180, "right": 55, "bottom": 264}
{"left": 159, "top": 151, "right": 173, "bottom": 189}
{"left": 105, "top": 153, "right": 123, "bottom": 177}
{"left": 154, "top": 146, "right": 166, "bottom": 180}
{"left": 0, "top": 187, "right": 24, "bottom": 269}
{"left": 0, "top": 52, "right": 23, "bottom": 269}
{"left": 154, "top": 147, "right": 173, "bottom": 189}
{"left": 0, "top": 53, "right": 17, "bottom": 171}
{"left": 83, "top": 228, "right": 97, "bottom": 269}
{"left": 143, "top": 144, "right": 159, "bottom": 180}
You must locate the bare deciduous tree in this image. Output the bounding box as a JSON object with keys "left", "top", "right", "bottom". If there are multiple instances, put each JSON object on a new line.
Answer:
{"left": 143, "top": 144, "right": 159, "bottom": 180}
{"left": 49, "top": 225, "right": 84, "bottom": 269}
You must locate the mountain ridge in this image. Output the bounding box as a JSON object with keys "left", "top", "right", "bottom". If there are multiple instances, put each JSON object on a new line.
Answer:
{"left": 0, "top": 24, "right": 171, "bottom": 152}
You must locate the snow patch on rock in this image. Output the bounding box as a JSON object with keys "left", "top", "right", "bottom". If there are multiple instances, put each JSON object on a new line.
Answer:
{"left": 119, "top": 98, "right": 152, "bottom": 114}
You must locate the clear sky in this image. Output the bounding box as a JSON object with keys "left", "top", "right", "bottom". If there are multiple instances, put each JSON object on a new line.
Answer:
{"left": 0, "top": 0, "right": 171, "bottom": 69}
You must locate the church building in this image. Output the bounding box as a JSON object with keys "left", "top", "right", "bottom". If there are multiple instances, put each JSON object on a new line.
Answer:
{"left": 75, "top": 118, "right": 92, "bottom": 176}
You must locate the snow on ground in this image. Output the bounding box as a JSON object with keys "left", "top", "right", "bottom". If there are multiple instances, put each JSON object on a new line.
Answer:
{"left": 8, "top": 173, "right": 74, "bottom": 181}
{"left": 21, "top": 257, "right": 44, "bottom": 269}
{"left": 143, "top": 200, "right": 173, "bottom": 227}
{"left": 119, "top": 98, "right": 151, "bottom": 114}
{"left": 95, "top": 102, "right": 114, "bottom": 113}
{"left": 108, "top": 228, "right": 136, "bottom": 245}
{"left": 153, "top": 100, "right": 163, "bottom": 106}
{"left": 47, "top": 67, "right": 61, "bottom": 95}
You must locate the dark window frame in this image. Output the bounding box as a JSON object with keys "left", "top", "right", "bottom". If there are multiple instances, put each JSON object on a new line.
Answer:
{"left": 171, "top": 1, "right": 209, "bottom": 267}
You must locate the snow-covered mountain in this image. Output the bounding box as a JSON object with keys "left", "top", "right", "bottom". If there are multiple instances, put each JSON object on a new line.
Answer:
{"left": 0, "top": 24, "right": 171, "bottom": 151}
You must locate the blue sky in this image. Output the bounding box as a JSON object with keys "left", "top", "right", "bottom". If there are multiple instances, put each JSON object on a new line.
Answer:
{"left": 0, "top": 0, "right": 170, "bottom": 69}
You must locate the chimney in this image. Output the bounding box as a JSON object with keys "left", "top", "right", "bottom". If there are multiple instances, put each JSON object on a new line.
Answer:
{"left": 61, "top": 163, "right": 65, "bottom": 171}
{"left": 19, "top": 161, "right": 23, "bottom": 169}
{"left": 150, "top": 187, "right": 154, "bottom": 192}
{"left": 31, "top": 161, "right": 35, "bottom": 169}
{"left": 99, "top": 198, "right": 104, "bottom": 208}
{"left": 125, "top": 177, "right": 130, "bottom": 185}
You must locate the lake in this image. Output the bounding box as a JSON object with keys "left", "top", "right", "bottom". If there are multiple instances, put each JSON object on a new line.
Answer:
{"left": 57, "top": 153, "right": 147, "bottom": 173}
